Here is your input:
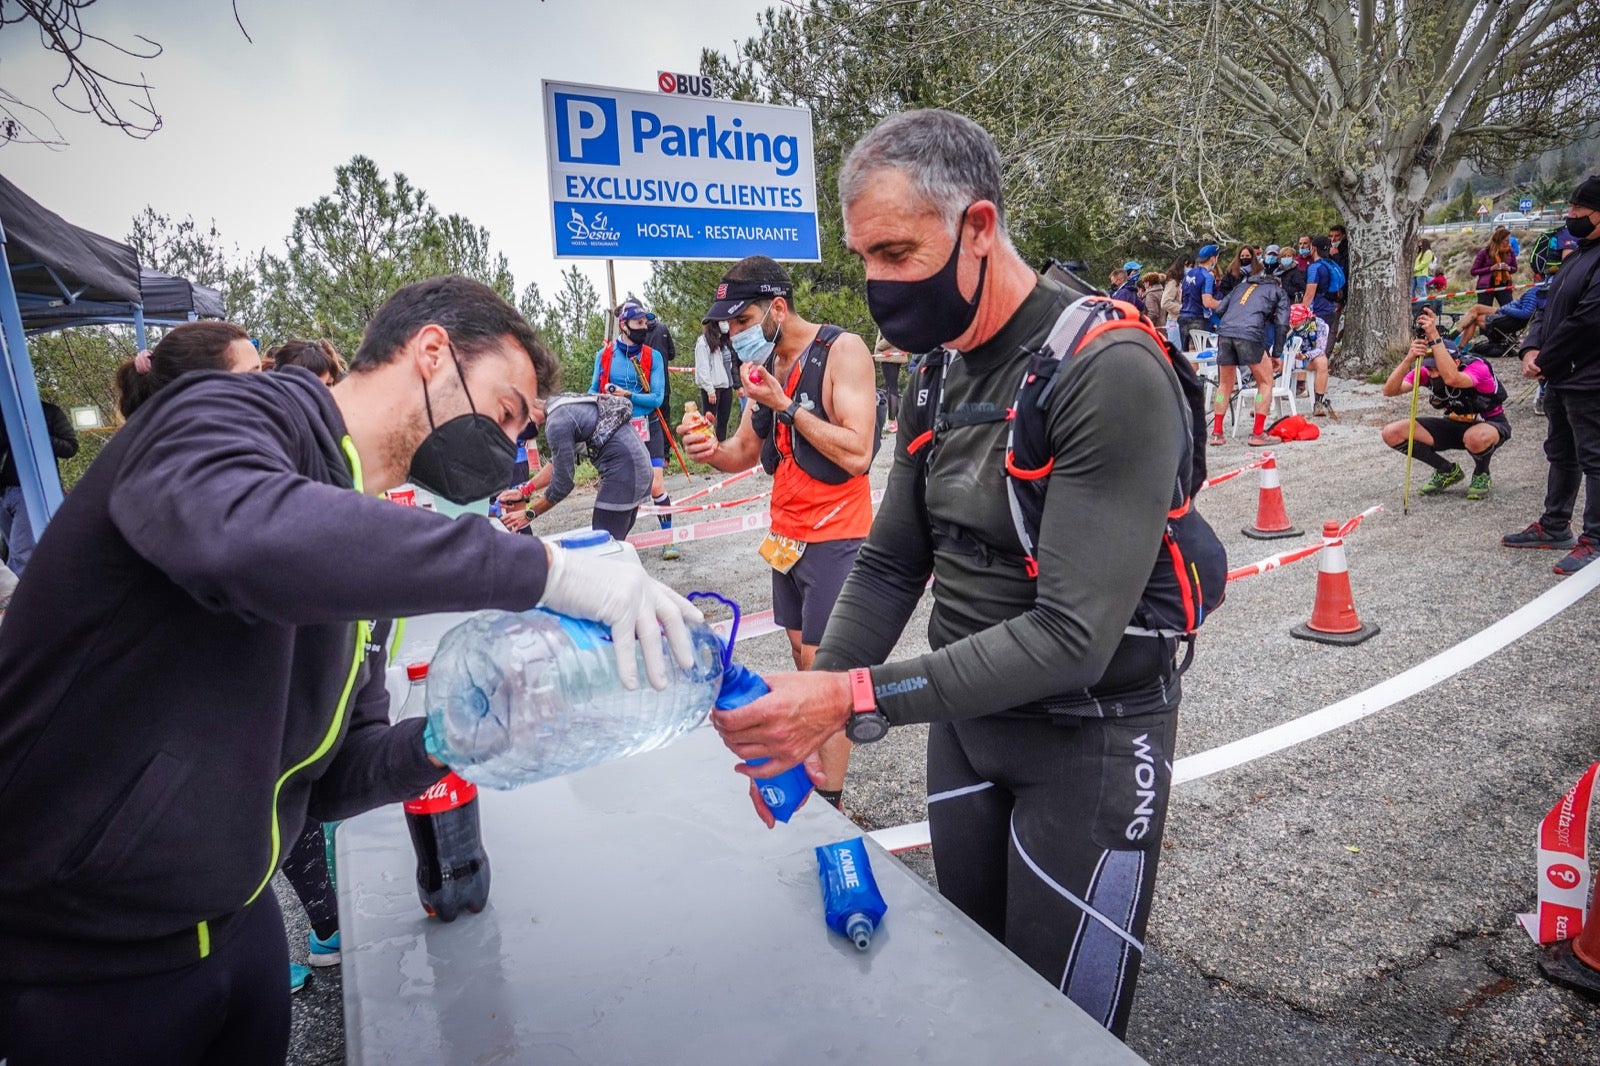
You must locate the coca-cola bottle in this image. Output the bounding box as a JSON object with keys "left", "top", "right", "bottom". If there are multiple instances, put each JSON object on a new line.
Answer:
{"left": 399, "top": 662, "right": 490, "bottom": 921}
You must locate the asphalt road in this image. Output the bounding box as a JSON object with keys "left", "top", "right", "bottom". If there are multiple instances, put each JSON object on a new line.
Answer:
{"left": 288, "top": 367, "right": 1600, "bottom": 1064}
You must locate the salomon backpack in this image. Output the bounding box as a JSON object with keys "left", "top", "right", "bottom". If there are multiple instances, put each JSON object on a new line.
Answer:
{"left": 906, "top": 295, "right": 1227, "bottom": 655}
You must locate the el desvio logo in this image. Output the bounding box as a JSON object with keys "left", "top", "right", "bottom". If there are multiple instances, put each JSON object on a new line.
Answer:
{"left": 555, "top": 92, "right": 800, "bottom": 177}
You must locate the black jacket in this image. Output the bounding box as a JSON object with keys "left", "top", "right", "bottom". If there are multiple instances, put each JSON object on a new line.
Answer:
{"left": 0, "top": 368, "right": 551, "bottom": 982}
{"left": 1215, "top": 272, "right": 1291, "bottom": 355}
{"left": 0, "top": 399, "right": 79, "bottom": 488}
{"left": 1527, "top": 238, "right": 1600, "bottom": 391}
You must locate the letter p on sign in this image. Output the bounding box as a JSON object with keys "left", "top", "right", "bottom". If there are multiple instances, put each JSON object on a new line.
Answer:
{"left": 554, "top": 93, "right": 619, "bottom": 166}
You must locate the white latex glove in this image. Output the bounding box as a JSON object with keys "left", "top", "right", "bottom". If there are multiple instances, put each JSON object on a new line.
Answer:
{"left": 537, "top": 545, "right": 704, "bottom": 690}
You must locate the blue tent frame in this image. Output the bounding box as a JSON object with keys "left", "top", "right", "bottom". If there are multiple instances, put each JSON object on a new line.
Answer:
{"left": 0, "top": 216, "right": 72, "bottom": 540}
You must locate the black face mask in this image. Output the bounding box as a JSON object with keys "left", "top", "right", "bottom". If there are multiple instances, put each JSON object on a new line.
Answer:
{"left": 407, "top": 342, "right": 517, "bottom": 505}
{"left": 865, "top": 208, "right": 989, "bottom": 353}
{"left": 624, "top": 324, "right": 651, "bottom": 346}
{"left": 1566, "top": 213, "right": 1598, "bottom": 240}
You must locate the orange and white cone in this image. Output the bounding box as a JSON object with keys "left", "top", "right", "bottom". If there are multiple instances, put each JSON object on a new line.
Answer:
{"left": 1290, "top": 521, "right": 1379, "bottom": 646}
{"left": 1540, "top": 896, "right": 1600, "bottom": 999}
{"left": 1241, "top": 454, "right": 1301, "bottom": 540}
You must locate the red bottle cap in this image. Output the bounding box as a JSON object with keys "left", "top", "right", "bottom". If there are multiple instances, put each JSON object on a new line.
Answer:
{"left": 406, "top": 662, "right": 429, "bottom": 682}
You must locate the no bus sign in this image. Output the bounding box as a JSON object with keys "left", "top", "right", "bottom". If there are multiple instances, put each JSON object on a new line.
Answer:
{"left": 657, "top": 70, "right": 714, "bottom": 98}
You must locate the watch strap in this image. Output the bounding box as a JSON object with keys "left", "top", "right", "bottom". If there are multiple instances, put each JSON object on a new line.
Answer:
{"left": 847, "top": 668, "right": 875, "bottom": 714}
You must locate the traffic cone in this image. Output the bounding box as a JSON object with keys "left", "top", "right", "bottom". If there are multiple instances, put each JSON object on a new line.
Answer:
{"left": 1290, "top": 521, "right": 1379, "bottom": 646}
{"left": 1540, "top": 910, "right": 1600, "bottom": 999}
{"left": 1241, "top": 455, "right": 1301, "bottom": 540}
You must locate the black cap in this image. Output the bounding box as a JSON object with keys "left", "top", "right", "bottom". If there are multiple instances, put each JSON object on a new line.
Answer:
{"left": 703, "top": 278, "right": 792, "bottom": 322}
{"left": 1311, "top": 235, "right": 1333, "bottom": 255}
{"left": 1570, "top": 175, "right": 1600, "bottom": 212}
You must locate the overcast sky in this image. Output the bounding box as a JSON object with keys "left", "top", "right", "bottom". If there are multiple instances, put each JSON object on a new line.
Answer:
{"left": 1, "top": 0, "right": 772, "bottom": 305}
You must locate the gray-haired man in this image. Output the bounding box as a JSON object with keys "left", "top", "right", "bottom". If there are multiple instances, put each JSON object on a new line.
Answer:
{"left": 710, "top": 109, "right": 1188, "bottom": 1039}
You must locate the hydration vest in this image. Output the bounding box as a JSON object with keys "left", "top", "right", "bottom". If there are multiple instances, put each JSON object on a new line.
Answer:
{"left": 1427, "top": 353, "right": 1507, "bottom": 417}
{"left": 545, "top": 393, "right": 635, "bottom": 459}
{"left": 904, "top": 294, "right": 1227, "bottom": 662}
{"left": 595, "top": 341, "right": 656, "bottom": 397}
{"left": 750, "top": 325, "right": 886, "bottom": 485}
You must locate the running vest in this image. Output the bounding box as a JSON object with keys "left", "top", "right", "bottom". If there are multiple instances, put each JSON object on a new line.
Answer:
{"left": 545, "top": 393, "right": 634, "bottom": 459}
{"left": 905, "top": 294, "right": 1227, "bottom": 665}
{"left": 750, "top": 325, "right": 876, "bottom": 542}
{"left": 1427, "top": 354, "right": 1507, "bottom": 418}
{"left": 595, "top": 341, "right": 656, "bottom": 397}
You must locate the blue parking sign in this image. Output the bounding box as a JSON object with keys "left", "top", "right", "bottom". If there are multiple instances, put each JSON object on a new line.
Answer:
{"left": 543, "top": 80, "right": 819, "bottom": 262}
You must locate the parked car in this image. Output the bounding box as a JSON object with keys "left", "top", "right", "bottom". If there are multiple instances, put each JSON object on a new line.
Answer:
{"left": 1491, "top": 212, "right": 1534, "bottom": 227}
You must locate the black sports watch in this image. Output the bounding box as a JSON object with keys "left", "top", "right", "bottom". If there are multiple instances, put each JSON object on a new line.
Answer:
{"left": 777, "top": 398, "right": 802, "bottom": 427}
{"left": 845, "top": 668, "right": 890, "bottom": 743}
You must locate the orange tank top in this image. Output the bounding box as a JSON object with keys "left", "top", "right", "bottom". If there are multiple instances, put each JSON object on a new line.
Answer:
{"left": 769, "top": 349, "right": 873, "bottom": 542}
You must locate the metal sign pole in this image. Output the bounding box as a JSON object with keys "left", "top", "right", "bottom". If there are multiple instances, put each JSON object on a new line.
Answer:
{"left": 605, "top": 259, "right": 618, "bottom": 341}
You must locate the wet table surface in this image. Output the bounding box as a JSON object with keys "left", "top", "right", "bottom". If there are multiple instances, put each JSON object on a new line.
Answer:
{"left": 338, "top": 725, "right": 1146, "bottom": 1065}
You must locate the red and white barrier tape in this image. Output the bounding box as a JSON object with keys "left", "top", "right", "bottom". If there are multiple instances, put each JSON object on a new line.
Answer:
{"left": 674, "top": 466, "right": 763, "bottom": 506}
{"left": 1199, "top": 453, "right": 1273, "bottom": 492}
{"left": 710, "top": 609, "right": 782, "bottom": 643}
{"left": 1519, "top": 762, "right": 1599, "bottom": 944}
{"left": 1334, "top": 504, "right": 1383, "bottom": 539}
{"left": 641, "top": 492, "right": 771, "bottom": 516}
{"left": 630, "top": 510, "right": 773, "bottom": 549}
{"left": 1224, "top": 505, "right": 1381, "bottom": 583}
{"left": 1411, "top": 280, "right": 1538, "bottom": 303}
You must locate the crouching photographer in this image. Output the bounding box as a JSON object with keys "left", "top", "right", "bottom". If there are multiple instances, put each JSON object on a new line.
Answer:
{"left": 1380, "top": 308, "right": 1509, "bottom": 501}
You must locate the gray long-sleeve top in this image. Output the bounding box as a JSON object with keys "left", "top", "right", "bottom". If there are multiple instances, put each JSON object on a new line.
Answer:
{"left": 813, "top": 276, "right": 1185, "bottom": 724}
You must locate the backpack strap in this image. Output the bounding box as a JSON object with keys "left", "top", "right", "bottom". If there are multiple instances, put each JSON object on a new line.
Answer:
{"left": 596, "top": 340, "right": 615, "bottom": 393}
{"left": 1004, "top": 296, "right": 1191, "bottom": 578}
{"left": 905, "top": 347, "right": 952, "bottom": 457}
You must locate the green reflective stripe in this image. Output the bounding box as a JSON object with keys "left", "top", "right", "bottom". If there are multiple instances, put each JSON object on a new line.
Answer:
{"left": 245, "top": 437, "right": 370, "bottom": 907}
{"left": 197, "top": 920, "right": 211, "bottom": 959}
{"left": 389, "top": 618, "right": 408, "bottom": 667}
{"left": 340, "top": 435, "right": 365, "bottom": 494}
{"left": 246, "top": 619, "right": 370, "bottom": 906}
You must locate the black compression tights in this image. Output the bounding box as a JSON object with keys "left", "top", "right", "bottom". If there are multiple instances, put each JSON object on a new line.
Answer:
{"left": 282, "top": 817, "right": 338, "bottom": 942}
{"left": 926, "top": 708, "right": 1178, "bottom": 1038}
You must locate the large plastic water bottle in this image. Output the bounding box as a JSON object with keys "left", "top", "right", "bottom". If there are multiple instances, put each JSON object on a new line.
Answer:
{"left": 424, "top": 608, "right": 725, "bottom": 789}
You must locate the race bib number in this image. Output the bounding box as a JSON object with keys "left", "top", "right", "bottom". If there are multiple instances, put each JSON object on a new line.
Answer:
{"left": 631, "top": 417, "right": 650, "bottom": 442}
{"left": 757, "top": 532, "right": 806, "bottom": 575}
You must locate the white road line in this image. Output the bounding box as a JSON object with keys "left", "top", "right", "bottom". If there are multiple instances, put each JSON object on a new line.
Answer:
{"left": 1171, "top": 560, "right": 1600, "bottom": 784}
{"left": 868, "top": 563, "right": 1600, "bottom": 853}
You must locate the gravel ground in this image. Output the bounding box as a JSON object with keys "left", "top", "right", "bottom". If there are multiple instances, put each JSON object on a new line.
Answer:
{"left": 289, "top": 368, "right": 1600, "bottom": 1064}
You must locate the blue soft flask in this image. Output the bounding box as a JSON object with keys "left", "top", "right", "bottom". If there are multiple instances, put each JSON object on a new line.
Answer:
{"left": 816, "top": 837, "right": 888, "bottom": 950}
{"left": 715, "top": 663, "right": 815, "bottom": 823}
{"left": 688, "top": 590, "right": 817, "bottom": 825}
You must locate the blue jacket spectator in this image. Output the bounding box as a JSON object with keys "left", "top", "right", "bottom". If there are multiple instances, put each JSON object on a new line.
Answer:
{"left": 588, "top": 337, "right": 666, "bottom": 421}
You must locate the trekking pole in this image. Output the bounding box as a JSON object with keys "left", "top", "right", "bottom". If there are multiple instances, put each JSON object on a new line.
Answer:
{"left": 1403, "top": 360, "right": 1423, "bottom": 516}
{"left": 655, "top": 408, "right": 694, "bottom": 482}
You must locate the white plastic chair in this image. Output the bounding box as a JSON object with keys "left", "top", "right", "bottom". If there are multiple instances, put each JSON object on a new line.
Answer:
{"left": 1186, "top": 351, "right": 1219, "bottom": 414}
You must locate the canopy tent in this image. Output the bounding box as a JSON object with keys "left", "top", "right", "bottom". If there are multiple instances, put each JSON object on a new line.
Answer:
{"left": 21, "top": 266, "right": 225, "bottom": 336}
{"left": 0, "top": 174, "right": 143, "bottom": 540}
